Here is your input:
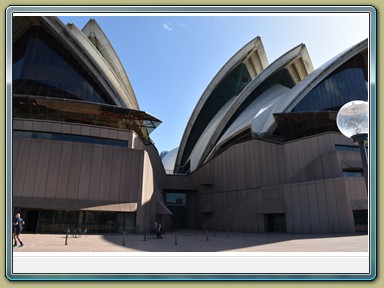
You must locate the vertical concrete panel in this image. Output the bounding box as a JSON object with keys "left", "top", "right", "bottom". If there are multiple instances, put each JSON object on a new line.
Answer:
{"left": 31, "top": 121, "right": 43, "bottom": 131}
{"left": 299, "top": 183, "right": 311, "bottom": 233}
{"left": 229, "top": 147, "right": 236, "bottom": 191}
{"left": 321, "top": 153, "right": 332, "bottom": 179}
{"left": 78, "top": 144, "right": 93, "bottom": 200}
{"left": 334, "top": 179, "right": 354, "bottom": 233}
{"left": 89, "top": 145, "right": 103, "bottom": 201}
{"left": 315, "top": 182, "right": 330, "bottom": 233}
{"left": 13, "top": 139, "right": 31, "bottom": 197}
{"left": 354, "top": 178, "right": 367, "bottom": 199}
{"left": 296, "top": 140, "right": 306, "bottom": 182}
{"left": 110, "top": 147, "right": 123, "bottom": 201}
{"left": 51, "top": 123, "right": 62, "bottom": 133}
{"left": 307, "top": 182, "right": 321, "bottom": 233}
{"left": 13, "top": 120, "right": 23, "bottom": 130}
{"left": 263, "top": 141, "right": 272, "bottom": 185}
{"left": 244, "top": 142, "right": 252, "bottom": 188}
{"left": 34, "top": 141, "right": 52, "bottom": 198}
{"left": 81, "top": 126, "right": 91, "bottom": 136}
{"left": 70, "top": 125, "right": 81, "bottom": 135}
{"left": 120, "top": 149, "right": 134, "bottom": 202}
{"left": 277, "top": 145, "right": 287, "bottom": 184}
{"left": 247, "top": 142, "right": 256, "bottom": 187}
{"left": 56, "top": 142, "right": 73, "bottom": 199}
{"left": 348, "top": 178, "right": 358, "bottom": 201}
{"left": 61, "top": 124, "right": 72, "bottom": 134}
{"left": 303, "top": 138, "right": 315, "bottom": 180}
{"left": 320, "top": 137, "right": 332, "bottom": 179}
{"left": 23, "top": 141, "right": 42, "bottom": 197}
{"left": 310, "top": 137, "right": 324, "bottom": 180}
{"left": 291, "top": 143, "right": 301, "bottom": 183}
{"left": 12, "top": 138, "right": 21, "bottom": 179}
{"left": 22, "top": 121, "right": 33, "bottom": 130}
{"left": 225, "top": 151, "right": 231, "bottom": 192}
{"left": 90, "top": 127, "right": 100, "bottom": 138}
{"left": 236, "top": 144, "right": 245, "bottom": 190}
{"left": 284, "top": 143, "right": 293, "bottom": 182}
{"left": 327, "top": 153, "right": 340, "bottom": 178}
{"left": 260, "top": 141, "right": 268, "bottom": 185}
{"left": 324, "top": 180, "right": 340, "bottom": 233}
{"left": 45, "top": 142, "right": 63, "bottom": 198}
{"left": 129, "top": 150, "right": 144, "bottom": 202}
{"left": 291, "top": 183, "right": 302, "bottom": 233}
{"left": 283, "top": 185, "right": 294, "bottom": 233}
{"left": 244, "top": 191, "right": 252, "bottom": 232}
{"left": 67, "top": 144, "right": 83, "bottom": 202}
{"left": 271, "top": 144, "right": 280, "bottom": 185}
{"left": 99, "top": 147, "right": 113, "bottom": 201}
{"left": 220, "top": 153, "right": 228, "bottom": 190}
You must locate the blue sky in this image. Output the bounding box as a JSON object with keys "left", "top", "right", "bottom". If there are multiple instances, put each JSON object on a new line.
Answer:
{"left": 59, "top": 13, "right": 369, "bottom": 154}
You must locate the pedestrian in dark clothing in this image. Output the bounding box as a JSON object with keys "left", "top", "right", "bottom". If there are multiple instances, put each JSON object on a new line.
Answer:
{"left": 13, "top": 213, "right": 25, "bottom": 247}
{"left": 155, "top": 223, "right": 163, "bottom": 239}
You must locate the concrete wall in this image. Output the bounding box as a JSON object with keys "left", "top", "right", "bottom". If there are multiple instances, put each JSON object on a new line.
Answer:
{"left": 13, "top": 137, "right": 143, "bottom": 211}
{"left": 190, "top": 132, "right": 367, "bottom": 234}
{"left": 12, "top": 119, "right": 166, "bottom": 232}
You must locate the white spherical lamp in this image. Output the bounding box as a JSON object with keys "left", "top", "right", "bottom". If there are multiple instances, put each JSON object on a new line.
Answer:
{"left": 336, "top": 100, "right": 368, "bottom": 138}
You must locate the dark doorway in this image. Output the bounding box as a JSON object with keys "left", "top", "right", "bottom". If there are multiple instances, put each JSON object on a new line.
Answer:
{"left": 353, "top": 210, "right": 368, "bottom": 233}
{"left": 264, "top": 213, "right": 286, "bottom": 232}
{"left": 25, "top": 210, "right": 39, "bottom": 233}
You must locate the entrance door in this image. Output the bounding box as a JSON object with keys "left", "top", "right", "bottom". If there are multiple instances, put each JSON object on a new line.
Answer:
{"left": 264, "top": 213, "right": 286, "bottom": 232}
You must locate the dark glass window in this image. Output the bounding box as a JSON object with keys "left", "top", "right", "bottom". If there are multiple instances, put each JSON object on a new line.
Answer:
{"left": 13, "top": 26, "right": 114, "bottom": 105}
{"left": 335, "top": 145, "right": 359, "bottom": 151}
{"left": 342, "top": 170, "right": 364, "bottom": 177}
{"left": 165, "top": 192, "right": 187, "bottom": 206}
{"left": 20, "top": 208, "right": 136, "bottom": 233}
{"left": 13, "top": 130, "right": 128, "bottom": 147}
{"left": 292, "top": 54, "right": 368, "bottom": 112}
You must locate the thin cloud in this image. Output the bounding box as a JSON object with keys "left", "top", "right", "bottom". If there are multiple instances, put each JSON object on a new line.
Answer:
{"left": 163, "top": 23, "right": 172, "bottom": 31}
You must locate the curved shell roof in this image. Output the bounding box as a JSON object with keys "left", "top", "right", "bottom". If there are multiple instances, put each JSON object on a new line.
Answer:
{"left": 40, "top": 16, "right": 139, "bottom": 109}
{"left": 175, "top": 37, "right": 269, "bottom": 171}
{"left": 175, "top": 36, "right": 367, "bottom": 173}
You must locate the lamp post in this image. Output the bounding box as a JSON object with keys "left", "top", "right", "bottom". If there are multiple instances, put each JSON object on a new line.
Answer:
{"left": 336, "top": 100, "right": 369, "bottom": 191}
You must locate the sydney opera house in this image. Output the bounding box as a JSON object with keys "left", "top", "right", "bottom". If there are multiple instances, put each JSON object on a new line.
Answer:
{"left": 11, "top": 16, "right": 369, "bottom": 235}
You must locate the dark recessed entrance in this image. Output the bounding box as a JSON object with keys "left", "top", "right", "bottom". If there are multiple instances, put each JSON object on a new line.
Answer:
{"left": 264, "top": 213, "right": 286, "bottom": 232}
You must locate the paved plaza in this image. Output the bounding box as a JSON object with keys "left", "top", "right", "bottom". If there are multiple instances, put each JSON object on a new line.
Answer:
{"left": 11, "top": 230, "right": 368, "bottom": 253}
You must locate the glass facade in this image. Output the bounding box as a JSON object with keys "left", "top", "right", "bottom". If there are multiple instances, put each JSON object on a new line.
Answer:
{"left": 14, "top": 130, "right": 129, "bottom": 147}
{"left": 292, "top": 53, "right": 368, "bottom": 112}
{"left": 13, "top": 26, "right": 115, "bottom": 105}
{"left": 13, "top": 95, "right": 161, "bottom": 142}
{"left": 14, "top": 208, "right": 137, "bottom": 234}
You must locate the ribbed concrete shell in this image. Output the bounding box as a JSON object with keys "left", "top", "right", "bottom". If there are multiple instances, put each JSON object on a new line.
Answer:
{"left": 202, "top": 44, "right": 313, "bottom": 167}
{"left": 250, "top": 38, "right": 368, "bottom": 137}
{"left": 175, "top": 37, "right": 367, "bottom": 173}
{"left": 175, "top": 37, "right": 269, "bottom": 172}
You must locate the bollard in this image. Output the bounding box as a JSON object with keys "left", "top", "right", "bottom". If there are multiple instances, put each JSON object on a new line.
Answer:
{"left": 206, "top": 230, "right": 209, "bottom": 241}
{"left": 227, "top": 228, "right": 230, "bottom": 238}
{"left": 144, "top": 231, "right": 147, "bottom": 241}
{"left": 175, "top": 233, "right": 178, "bottom": 246}
{"left": 65, "top": 228, "right": 69, "bottom": 245}
{"left": 122, "top": 231, "right": 126, "bottom": 246}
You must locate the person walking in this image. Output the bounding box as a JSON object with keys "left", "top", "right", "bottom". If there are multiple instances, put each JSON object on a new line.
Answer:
{"left": 155, "top": 222, "right": 163, "bottom": 239}
{"left": 13, "top": 213, "right": 25, "bottom": 247}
